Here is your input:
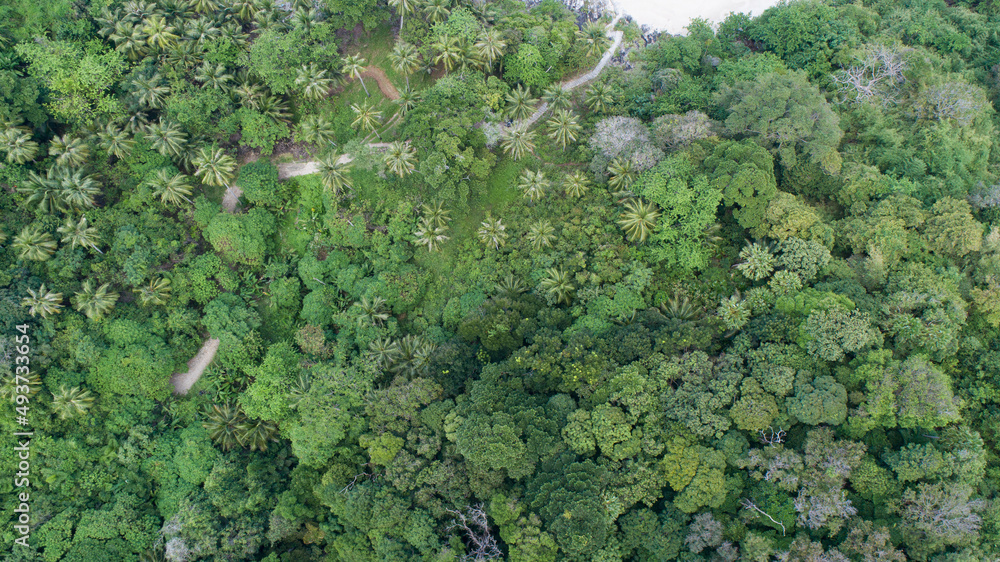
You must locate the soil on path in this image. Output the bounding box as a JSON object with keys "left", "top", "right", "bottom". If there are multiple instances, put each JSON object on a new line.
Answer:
{"left": 170, "top": 337, "right": 220, "bottom": 395}
{"left": 359, "top": 66, "right": 401, "bottom": 100}
{"left": 221, "top": 185, "right": 242, "bottom": 213}
{"left": 276, "top": 142, "right": 395, "bottom": 180}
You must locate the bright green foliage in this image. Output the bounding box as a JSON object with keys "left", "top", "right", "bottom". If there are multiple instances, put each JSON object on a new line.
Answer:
{"left": 236, "top": 161, "right": 283, "bottom": 207}
{"left": 730, "top": 379, "right": 780, "bottom": 432}
{"left": 242, "top": 25, "right": 340, "bottom": 95}
{"left": 802, "top": 308, "right": 881, "bottom": 361}
{"left": 717, "top": 70, "right": 843, "bottom": 173}
{"left": 757, "top": 191, "right": 833, "bottom": 246}
{"left": 504, "top": 43, "right": 549, "bottom": 89}
{"left": 204, "top": 208, "right": 276, "bottom": 266}
{"left": 16, "top": 39, "right": 126, "bottom": 123}
{"left": 737, "top": 242, "right": 775, "bottom": 281}
{"left": 660, "top": 436, "right": 727, "bottom": 513}
{"left": 455, "top": 412, "right": 530, "bottom": 479}
{"left": 705, "top": 140, "right": 777, "bottom": 231}
{"left": 634, "top": 156, "right": 723, "bottom": 270}
{"left": 661, "top": 352, "right": 742, "bottom": 439}
{"left": 787, "top": 374, "right": 847, "bottom": 425}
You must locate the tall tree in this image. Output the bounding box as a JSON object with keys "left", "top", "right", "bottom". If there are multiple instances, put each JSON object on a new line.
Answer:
{"left": 192, "top": 147, "right": 237, "bottom": 187}
{"left": 389, "top": 41, "right": 421, "bottom": 89}
{"left": 72, "top": 280, "right": 119, "bottom": 321}
{"left": 546, "top": 109, "right": 582, "bottom": 150}
{"left": 342, "top": 54, "right": 370, "bottom": 97}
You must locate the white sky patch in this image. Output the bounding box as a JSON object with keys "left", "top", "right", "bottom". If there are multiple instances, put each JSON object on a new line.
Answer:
{"left": 610, "top": 0, "right": 786, "bottom": 35}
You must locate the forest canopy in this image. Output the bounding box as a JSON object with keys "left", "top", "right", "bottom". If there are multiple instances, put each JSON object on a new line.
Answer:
{"left": 2, "top": 0, "right": 1000, "bottom": 560}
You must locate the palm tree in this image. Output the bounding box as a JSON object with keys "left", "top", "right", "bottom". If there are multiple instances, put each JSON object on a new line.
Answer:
{"left": 618, "top": 198, "right": 660, "bottom": 243}
{"left": 546, "top": 109, "right": 582, "bottom": 150}
{"left": 586, "top": 82, "right": 614, "bottom": 114}
{"left": 389, "top": 335, "right": 436, "bottom": 377}
{"left": 132, "top": 74, "right": 170, "bottom": 109}
{"left": 55, "top": 168, "right": 101, "bottom": 211}
{"left": 580, "top": 21, "right": 609, "bottom": 58}
{"left": 73, "top": 280, "right": 119, "bottom": 321}
{"left": 389, "top": 0, "right": 416, "bottom": 31}
{"left": 413, "top": 218, "right": 449, "bottom": 251}
{"left": 0, "top": 370, "right": 42, "bottom": 401}
{"left": 423, "top": 0, "right": 450, "bottom": 24}
{"left": 147, "top": 169, "right": 194, "bottom": 205}
{"left": 501, "top": 124, "right": 536, "bottom": 161}
{"left": 432, "top": 34, "right": 462, "bottom": 74}
{"left": 518, "top": 169, "right": 550, "bottom": 202}
{"left": 0, "top": 129, "right": 39, "bottom": 164}
{"left": 350, "top": 101, "right": 383, "bottom": 138}
{"left": 97, "top": 123, "right": 134, "bottom": 159}
{"left": 57, "top": 216, "right": 103, "bottom": 254}
{"left": 504, "top": 85, "right": 537, "bottom": 121}
{"left": 368, "top": 337, "right": 397, "bottom": 369}
{"left": 541, "top": 85, "right": 572, "bottom": 110}
{"left": 384, "top": 141, "right": 416, "bottom": 177}
{"left": 389, "top": 41, "right": 421, "bottom": 89}
{"left": 295, "top": 63, "right": 335, "bottom": 101}
{"left": 20, "top": 170, "right": 64, "bottom": 214}
{"left": 50, "top": 386, "right": 95, "bottom": 420}
{"left": 139, "top": 277, "right": 172, "bottom": 306}
{"left": 22, "top": 285, "right": 64, "bottom": 318}
{"left": 737, "top": 242, "right": 776, "bottom": 281}
{"left": 296, "top": 115, "right": 336, "bottom": 146}
{"left": 477, "top": 214, "right": 508, "bottom": 249}
{"left": 49, "top": 135, "right": 91, "bottom": 167}
{"left": 258, "top": 94, "right": 291, "bottom": 125}
{"left": 110, "top": 22, "right": 148, "bottom": 61}
{"left": 234, "top": 82, "right": 266, "bottom": 110}
{"left": 421, "top": 200, "right": 450, "bottom": 228}
{"left": 341, "top": 54, "right": 370, "bottom": 97}
{"left": 232, "top": 0, "right": 259, "bottom": 22}
{"left": 12, "top": 226, "right": 57, "bottom": 262}
{"left": 608, "top": 158, "right": 638, "bottom": 195}
{"left": 540, "top": 267, "right": 574, "bottom": 304}
{"left": 394, "top": 87, "right": 421, "bottom": 116}
{"left": 191, "top": 0, "right": 220, "bottom": 14}
{"left": 290, "top": 7, "right": 319, "bottom": 31}
{"left": 563, "top": 171, "right": 591, "bottom": 198}
{"left": 192, "top": 146, "right": 237, "bottom": 187}
{"left": 354, "top": 295, "right": 390, "bottom": 327}
{"left": 142, "top": 15, "right": 179, "bottom": 49}
{"left": 495, "top": 273, "right": 527, "bottom": 297}
{"left": 145, "top": 120, "right": 187, "bottom": 158}
{"left": 194, "top": 63, "right": 233, "bottom": 90}
{"left": 475, "top": 28, "right": 506, "bottom": 72}
{"left": 317, "top": 153, "right": 353, "bottom": 195}
{"left": 527, "top": 219, "right": 556, "bottom": 250}
{"left": 236, "top": 418, "right": 280, "bottom": 451}
{"left": 203, "top": 403, "right": 244, "bottom": 451}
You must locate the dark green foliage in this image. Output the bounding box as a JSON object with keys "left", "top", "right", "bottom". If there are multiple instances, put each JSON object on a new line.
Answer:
{"left": 6, "top": 1, "right": 1000, "bottom": 559}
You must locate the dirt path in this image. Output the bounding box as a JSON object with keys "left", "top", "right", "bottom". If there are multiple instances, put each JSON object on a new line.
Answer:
{"left": 514, "top": 15, "right": 623, "bottom": 130}
{"left": 170, "top": 338, "right": 220, "bottom": 395}
{"left": 221, "top": 185, "right": 242, "bottom": 213}
{"left": 277, "top": 142, "right": 395, "bottom": 180}
{"left": 359, "top": 66, "right": 401, "bottom": 100}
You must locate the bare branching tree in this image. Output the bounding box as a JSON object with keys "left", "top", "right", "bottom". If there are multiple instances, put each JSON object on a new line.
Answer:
{"left": 759, "top": 427, "right": 786, "bottom": 447}
{"left": 833, "top": 45, "right": 909, "bottom": 107}
{"left": 740, "top": 498, "right": 786, "bottom": 536}
{"left": 446, "top": 504, "right": 502, "bottom": 561}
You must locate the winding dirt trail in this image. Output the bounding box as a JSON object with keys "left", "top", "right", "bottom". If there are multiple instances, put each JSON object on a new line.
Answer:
{"left": 359, "top": 66, "right": 401, "bottom": 100}
{"left": 170, "top": 337, "right": 220, "bottom": 395}
{"left": 514, "top": 15, "right": 623, "bottom": 130}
